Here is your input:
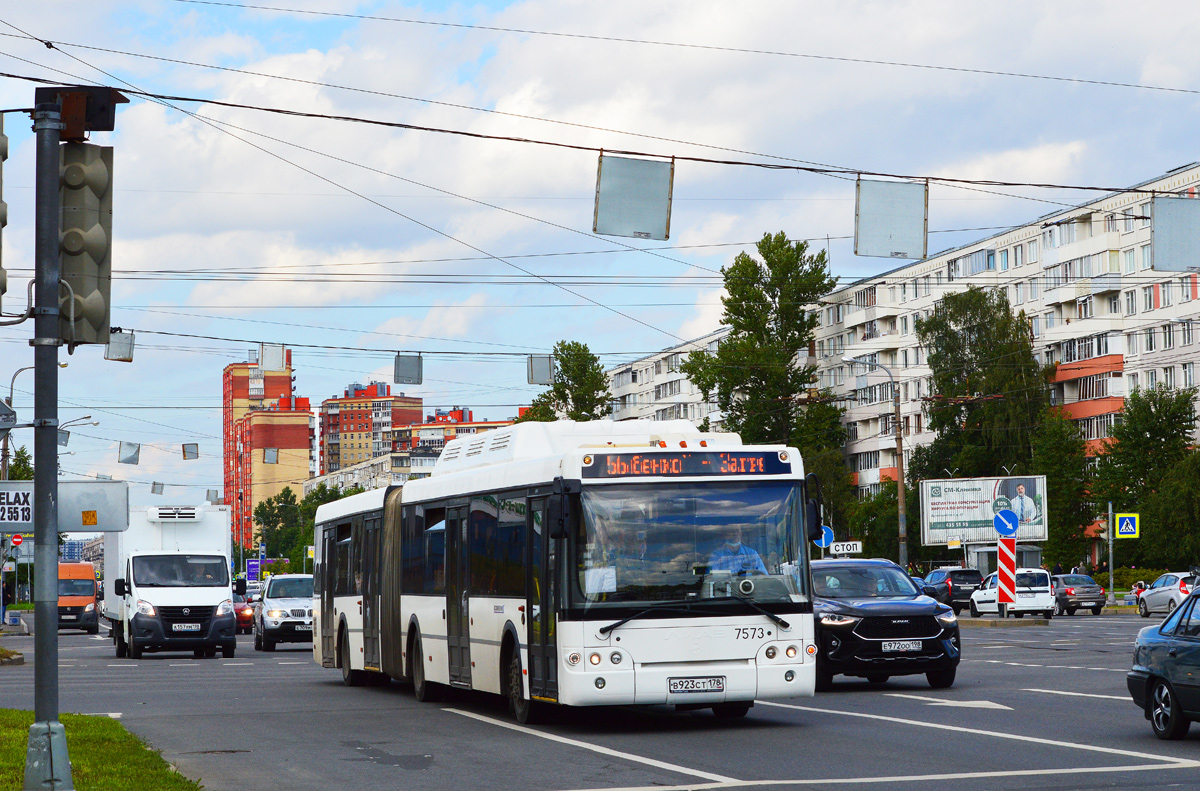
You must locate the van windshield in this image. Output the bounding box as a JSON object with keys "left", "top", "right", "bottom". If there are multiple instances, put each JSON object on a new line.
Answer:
{"left": 58, "top": 579, "right": 96, "bottom": 597}
{"left": 133, "top": 555, "right": 229, "bottom": 587}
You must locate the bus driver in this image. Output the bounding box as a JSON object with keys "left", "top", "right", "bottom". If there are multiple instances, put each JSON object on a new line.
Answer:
{"left": 707, "top": 525, "right": 767, "bottom": 575}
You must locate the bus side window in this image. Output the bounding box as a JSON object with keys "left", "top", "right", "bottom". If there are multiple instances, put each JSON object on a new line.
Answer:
{"left": 334, "top": 522, "right": 352, "bottom": 595}
{"left": 424, "top": 507, "right": 447, "bottom": 595}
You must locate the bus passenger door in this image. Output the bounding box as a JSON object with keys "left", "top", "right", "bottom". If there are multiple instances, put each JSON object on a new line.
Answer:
{"left": 362, "top": 518, "right": 381, "bottom": 671}
{"left": 527, "top": 497, "right": 558, "bottom": 700}
{"left": 319, "top": 526, "right": 338, "bottom": 665}
{"left": 446, "top": 506, "right": 471, "bottom": 686}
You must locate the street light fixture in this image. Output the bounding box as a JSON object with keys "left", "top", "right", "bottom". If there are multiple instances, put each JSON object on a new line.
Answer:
{"left": 2, "top": 363, "right": 66, "bottom": 480}
{"left": 843, "top": 355, "right": 909, "bottom": 570}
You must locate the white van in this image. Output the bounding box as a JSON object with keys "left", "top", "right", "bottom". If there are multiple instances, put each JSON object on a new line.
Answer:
{"left": 969, "top": 567, "right": 1054, "bottom": 619}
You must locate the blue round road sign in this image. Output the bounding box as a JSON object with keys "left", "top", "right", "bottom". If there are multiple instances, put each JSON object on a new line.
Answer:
{"left": 813, "top": 525, "right": 835, "bottom": 548}
{"left": 993, "top": 509, "right": 1019, "bottom": 537}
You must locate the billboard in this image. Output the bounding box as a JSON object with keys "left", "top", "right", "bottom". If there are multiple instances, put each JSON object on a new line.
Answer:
{"left": 920, "top": 475, "right": 1048, "bottom": 545}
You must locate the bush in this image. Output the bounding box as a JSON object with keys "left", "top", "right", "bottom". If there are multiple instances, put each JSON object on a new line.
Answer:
{"left": 3, "top": 603, "right": 33, "bottom": 611}
{"left": 1112, "top": 567, "right": 1167, "bottom": 592}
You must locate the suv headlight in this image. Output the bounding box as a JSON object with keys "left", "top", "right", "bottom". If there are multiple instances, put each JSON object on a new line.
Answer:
{"left": 936, "top": 610, "right": 958, "bottom": 627}
{"left": 819, "top": 613, "right": 860, "bottom": 626}
{"left": 267, "top": 609, "right": 287, "bottom": 619}
{"left": 215, "top": 599, "right": 234, "bottom": 616}
{"left": 136, "top": 599, "right": 156, "bottom": 616}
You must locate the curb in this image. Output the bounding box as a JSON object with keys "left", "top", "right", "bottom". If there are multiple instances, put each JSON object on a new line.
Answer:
{"left": 0, "top": 652, "right": 25, "bottom": 666}
{"left": 959, "top": 617, "right": 1050, "bottom": 628}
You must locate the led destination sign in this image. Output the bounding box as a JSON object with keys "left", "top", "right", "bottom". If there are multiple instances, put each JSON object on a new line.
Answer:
{"left": 582, "top": 452, "right": 791, "bottom": 479}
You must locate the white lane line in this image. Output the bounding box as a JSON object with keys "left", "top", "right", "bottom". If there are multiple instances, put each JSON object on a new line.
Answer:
{"left": 106, "top": 664, "right": 137, "bottom": 668}
{"left": 1023, "top": 688, "right": 1128, "bottom": 701}
{"left": 885, "top": 693, "right": 1011, "bottom": 710}
{"left": 223, "top": 662, "right": 254, "bottom": 666}
{"left": 81, "top": 712, "right": 122, "bottom": 719}
{"left": 446, "top": 708, "right": 738, "bottom": 783}
{"left": 277, "top": 661, "right": 307, "bottom": 665}
{"left": 758, "top": 700, "right": 1192, "bottom": 765}
{"left": 556, "top": 761, "right": 1200, "bottom": 791}
{"left": 168, "top": 663, "right": 197, "bottom": 667}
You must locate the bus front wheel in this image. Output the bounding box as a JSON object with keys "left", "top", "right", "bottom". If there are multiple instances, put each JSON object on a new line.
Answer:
{"left": 507, "top": 652, "right": 539, "bottom": 724}
{"left": 339, "top": 630, "right": 365, "bottom": 687}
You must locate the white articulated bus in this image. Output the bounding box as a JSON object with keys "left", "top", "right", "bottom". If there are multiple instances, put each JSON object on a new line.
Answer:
{"left": 313, "top": 419, "right": 823, "bottom": 722}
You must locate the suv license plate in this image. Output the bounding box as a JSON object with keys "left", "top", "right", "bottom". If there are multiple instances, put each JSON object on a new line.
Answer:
{"left": 296, "top": 624, "right": 312, "bottom": 631}
{"left": 1083, "top": 602, "right": 1098, "bottom": 606}
{"left": 669, "top": 676, "right": 725, "bottom": 693}
{"left": 172, "top": 623, "right": 200, "bottom": 632}
{"left": 882, "top": 641, "right": 922, "bottom": 652}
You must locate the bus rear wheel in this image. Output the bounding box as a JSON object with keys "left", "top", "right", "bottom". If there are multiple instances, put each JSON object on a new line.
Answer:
{"left": 507, "top": 652, "right": 539, "bottom": 724}
{"left": 412, "top": 635, "right": 440, "bottom": 702}
{"left": 712, "top": 702, "right": 751, "bottom": 719}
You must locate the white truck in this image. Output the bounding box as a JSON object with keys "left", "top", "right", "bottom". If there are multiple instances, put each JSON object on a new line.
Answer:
{"left": 103, "top": 504, "right": 245, "bottom": 659}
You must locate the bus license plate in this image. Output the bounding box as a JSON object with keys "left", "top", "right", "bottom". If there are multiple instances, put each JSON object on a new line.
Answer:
{"left": 669, "top": 676, "right": 725, "bottom": 693}
{"left": 882, "top": 641, "right": 922, "bottom": 652}
{"left": 172, "top": 623, "right": 200, "bottom": 632}
{"left": 296, "top": 624, "right": 312, "bottom": 631}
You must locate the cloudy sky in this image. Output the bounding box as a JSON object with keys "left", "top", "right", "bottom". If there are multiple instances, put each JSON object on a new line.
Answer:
{"left": 3, "top": 0, "right": 1200, "bottom": 504}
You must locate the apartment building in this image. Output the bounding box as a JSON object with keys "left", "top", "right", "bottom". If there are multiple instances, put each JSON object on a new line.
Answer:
{"left": 817, "top": 162, "right": 1200, "bottom": 497}
{"left": 607, "top": 327, "right": 728, "bottom": 424}
{"left": 318, "top": 382, "right": 423, "bottom": 474}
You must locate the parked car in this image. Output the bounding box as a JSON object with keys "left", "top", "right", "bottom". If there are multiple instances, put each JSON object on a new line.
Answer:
{"left": 812, "top": 558, "right": 960, "bottom": 691}
{"left": 923, "top": 567, "right": 984, "bottom": 615}
{"left": 253, "top": 574, "right": 314, "bottom": 651}
{"left": 1127, "top": 590, "right": 1200, "bottom": 739}
{"left": 233, "top": 592, "right": 255, "bottom": 634}
{"left": 969, "top": 568, "right": 1054, "bottom": 618}
{"left": 1138, "top": 573, "right": 1197, "bottom": 618}
{"left": 1051, "top": 574, "right": 1105, "bottom": 616}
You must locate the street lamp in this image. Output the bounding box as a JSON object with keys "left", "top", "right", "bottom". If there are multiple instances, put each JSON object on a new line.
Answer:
{"left": 844, "top": 355, "right": 909, "bottom": 571}
{"left": 2, "top": 363, "right": 66, "bottom": 480}
{"left": 57, "top": 415, "right": 99, "bottom": 447}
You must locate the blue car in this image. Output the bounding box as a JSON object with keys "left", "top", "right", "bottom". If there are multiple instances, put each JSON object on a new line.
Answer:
{"left": 1127, "top": 591, "right": 1200, "bottom": 739}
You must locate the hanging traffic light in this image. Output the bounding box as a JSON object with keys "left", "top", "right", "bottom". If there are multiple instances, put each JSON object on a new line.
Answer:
{"left": 58, "top": 142, "right": 113, "bottom": 349}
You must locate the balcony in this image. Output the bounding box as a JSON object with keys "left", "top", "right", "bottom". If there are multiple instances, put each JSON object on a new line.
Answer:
{"left": 1042, "top": 272, "right": 1123, "bottom": 306}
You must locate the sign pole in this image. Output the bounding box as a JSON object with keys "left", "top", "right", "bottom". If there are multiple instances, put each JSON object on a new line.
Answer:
{"left": 1107, "top": 501, "right": 1115, "bottom": 606}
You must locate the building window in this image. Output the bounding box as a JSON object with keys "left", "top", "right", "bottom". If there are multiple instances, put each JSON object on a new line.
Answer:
{"left": 1143, "top": 286, "right": 1155, "bottom": 312}
{"left": 1184, "top": 321, "right": 1195, "bottom": 345}
{"left": 1129, "top": 372, "right": 1139, "bottom": 391}
{"left": 1124, "top": 290, "right": 1136, "bottom": 316}
{"left": 1145, "top": 327, "right": 1156, "bottom": 353}
{"left": 1077, "top": 296, "right": 1093, "bottom": 319}
{"left": 1183, "top": 277, "right": 1193, "bottom": 303}
{"left": 1163, "top": 324, "right": 1175, "bottom": 350}
{"left": 1124, "top": 210, "right": 1135, "bottom": 233}
{"left": 1014, "top": 281, "right": 1025, "bottom": 305}
{"left": 1014, "top": 244, "right": 1025, "bottom": 267}
{"left": 1028, "top": 239, "right": 1039, "bottom": 263}
{"left": 1162, "top": 282, "right": 1173, "bottom": 308}
{"left": 1108, "top": 295, "right": 1120, "bottom": 315}
{"left": 1029, "top": 277, "right": 1039, "bottom": 300}
{"left": 1141, "top": 202, "right": 1152, "bottom": 228}
{"left": 1185, "top": 363, "right": 1195, "bottom": 388}
{"left": 1164, "top": 366, "right": 1176, "bottom": 389}
{"left": 1142, "top": 244, "right": 1152, "bottom": 270}
{"left": 1127, "top": 332, "right": 1139, "bottom": 355}
{"left": 999, "top": 249, "right": 1009, "bottom": 271}
{"left": 1147, "top": 369, "right": 1158, "bottom": 389}
{"left": 1123, "top": 249, "right": 1136, "bottom": 274}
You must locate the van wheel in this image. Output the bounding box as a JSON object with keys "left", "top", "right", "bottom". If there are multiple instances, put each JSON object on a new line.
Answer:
{"left": 969, "top": 600, "right": 980, "bottom": 618}
{"left": 867, "top": 675, "right": 889, "bottom": 685}
{"left": 115, "top": 629, "right": 128, "bottom": 658}
{"left": 222, "top": 644, "right": 235, "bottom": 659}
{"left": 413, "top": 635, "right": 440, "bottom": 702}
{"left": 1043, "top": 610, "right": 1053, "bottom": 619}
{"left": 1015, "top": 612, "right": 1024, "bottom": 618}
{"left": 129, "top": 638, "right": 143, "bottom": 659}
{"left": 86, "top": 625, "right": 99, "bottom": 635}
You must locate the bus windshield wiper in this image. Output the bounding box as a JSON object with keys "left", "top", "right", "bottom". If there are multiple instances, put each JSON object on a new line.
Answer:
{"left": 711, "top": 594, "right": 791, "bottom": 629}
{"left": 597, "top": 600, "right": 716, "bottom": 635}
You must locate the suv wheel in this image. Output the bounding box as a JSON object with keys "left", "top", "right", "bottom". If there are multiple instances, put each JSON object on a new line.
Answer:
{"left": 254, "top": 626, "right": 263, "bottom": 651}
{"left": 927, "top": 668, "right": 956, "bottom": 689}
{"left": 951, "top": 605, "right": 961, "bottom": 616}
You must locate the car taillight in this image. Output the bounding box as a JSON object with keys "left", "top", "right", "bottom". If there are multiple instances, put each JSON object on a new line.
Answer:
{"left": 1099, "top": 587, "right": 1105, "bottom": 595}
{"left": 1181, "top": 580, "right": 1190, "bottom": 595}
{"left": 946, "top": 579, "right": 952, "bottom": 592}
{"left": 1065, "top": 587, "right": 1075, "bottom": 596}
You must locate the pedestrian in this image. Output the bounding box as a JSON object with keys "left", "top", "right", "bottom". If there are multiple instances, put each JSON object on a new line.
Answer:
{"left": 1052, "top": 562, "right": 1063, "bottom": 576}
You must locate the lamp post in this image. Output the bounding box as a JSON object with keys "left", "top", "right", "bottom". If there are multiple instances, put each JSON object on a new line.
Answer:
{"left": 2, "top": 363, "right": 67, "bottom": 480}
{"left": 845, "top": 356, "right": 907, "bottom": 571}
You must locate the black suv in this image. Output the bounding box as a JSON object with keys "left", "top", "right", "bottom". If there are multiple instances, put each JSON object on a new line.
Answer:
{"left": 813, "top": 558, "right": 961, "bottom": 690}
{"left": 923, "top": 567, "right": 984, "bottom": 615}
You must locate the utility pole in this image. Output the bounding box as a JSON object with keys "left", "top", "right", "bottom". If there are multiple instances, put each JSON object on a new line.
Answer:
{"left": 894, "top": 377, "right": 907, "bottom": 572}
{"left": 24, "top": 100, "right": 72, "bottom": 791}
{"left": 1107, "top": 502, "right": 1115, "bottom": 606}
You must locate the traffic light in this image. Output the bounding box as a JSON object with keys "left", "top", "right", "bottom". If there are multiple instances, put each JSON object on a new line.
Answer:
{"left": 59, "top": 142, "right": 113, "bottom": 348}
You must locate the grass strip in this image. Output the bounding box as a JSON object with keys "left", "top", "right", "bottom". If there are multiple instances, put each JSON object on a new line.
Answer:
{"left": 0, "top": 647, "right": 15, "bottom": 661}
{"left": 0, "top": 709, "right": 203, "bottom": 790}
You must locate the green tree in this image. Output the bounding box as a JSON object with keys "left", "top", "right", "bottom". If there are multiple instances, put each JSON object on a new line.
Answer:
{"left": 1094, "top": 384, "right": 1196, "bottom": 512}
{"left": 516, "top": 340, "right": 611, "bottom": 422}
{"left": 254, "top": 483, "right": 365, "bottom": 571}
{"left": 1032, "top": 411, "right": 1093, "bottom": 568}
{"left": 8, "top": 446, "right": 33, "bottom": 480}
{"left": 911, "top": 286, "right": 1048, "bottom": 481}
{"left": 1141, "top": 451, "right": 1200, "bottom": 568}
{"left": 679, "top": 232, "right": 852, "bottom": 526}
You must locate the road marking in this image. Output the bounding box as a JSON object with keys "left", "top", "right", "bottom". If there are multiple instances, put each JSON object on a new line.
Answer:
{"left": 758, "top": 701, "right": 1193, "bottom": 764}
{"left": 223, "top": 662, "right": 254, "bottom": 666}
{"left": 885, "top": 693, "right": 1012, "bottom": 710}
{"left": 169, "top": 663, "right": 198, "bottom": 667}
{"left": 446, "top": 708, "right": 738, "bottom": 783}
{"left": 1023, "top": 688, "right": 1128, "bottom": 701}
{"left": 559, "top": 762, "right": 1200, "bottom": 791}
{"left": 277, "top": 661, "right": 307, "bottom": 665}
{"left": 81, "top": 712, "right": 122, "bottom": 719}
{"left": 106, "top": 664, "right": 137, "bottom": 668}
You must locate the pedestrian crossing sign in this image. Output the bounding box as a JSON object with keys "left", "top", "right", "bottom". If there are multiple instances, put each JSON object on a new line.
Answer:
{"left": 1115, "top": 513, "right": 1139, "bottom": 539}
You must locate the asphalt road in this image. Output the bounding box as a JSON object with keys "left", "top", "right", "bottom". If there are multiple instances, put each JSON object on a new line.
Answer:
{"left": 1, "top": 614, "right": 1197, "bottom": 791}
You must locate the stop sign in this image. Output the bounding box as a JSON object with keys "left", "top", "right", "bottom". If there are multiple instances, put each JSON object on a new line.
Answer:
{"left": 11, "top": 534, "right": 22, "bottom": 546}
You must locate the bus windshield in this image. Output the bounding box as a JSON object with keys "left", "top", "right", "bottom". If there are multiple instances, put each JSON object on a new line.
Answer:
{"left": 576, "top": 481, "right": 808, "bottom": 608}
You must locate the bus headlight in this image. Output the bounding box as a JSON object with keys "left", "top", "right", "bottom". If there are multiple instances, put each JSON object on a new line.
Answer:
{"left": 765, "top": 646, "right": 777, "bottom": 659}
{"left": 589, "top": 653, "right": 602, "bottom": 666}
{"left": 785, "top": 670, "right": 795, "bottom": 682}
{"left": 567, "top": 652, "right": 582, "bottom": 666}
{"left": 785, "top": 645, "right": 797, "bottom": 658}
{"left": 610, "top": 652, "right": 622, "bottom": 664}
{"left": 595, "top": 677, "right": 606, "bottom": 689}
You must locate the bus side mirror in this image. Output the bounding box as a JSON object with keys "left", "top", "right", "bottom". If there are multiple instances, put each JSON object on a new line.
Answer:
{"left": 234, "top": 578, "right": 247, "bottom": 596}
{"left": 114, "top": 579, "right": 127, "bottom": 597}
{"left": 548, "top": 496, "right": 567, "bottom": 539}
{"left": 805, "top": 498, "right": 822, "bottom": 542}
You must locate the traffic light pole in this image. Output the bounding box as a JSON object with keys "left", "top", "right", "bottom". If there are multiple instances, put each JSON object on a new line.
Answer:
{"left": 25, "top": 101, "right": 73, "bottom": 790}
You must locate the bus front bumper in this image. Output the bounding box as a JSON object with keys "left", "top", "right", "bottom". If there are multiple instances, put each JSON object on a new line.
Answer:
{"left": 556, "top": 657, "right": 813, "bottom": 706}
